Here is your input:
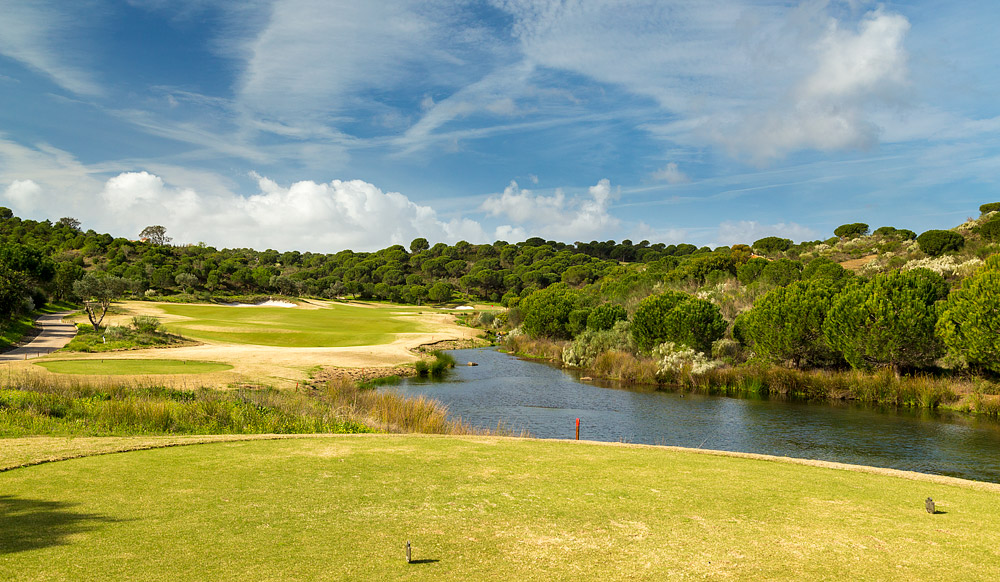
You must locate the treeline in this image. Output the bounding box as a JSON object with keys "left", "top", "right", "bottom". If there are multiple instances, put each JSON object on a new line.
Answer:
{"left": 3, "top": 203, "right": 1000, "bottom": 383}
{"left": 500, "top": 204, "right": 1000, "bottom": 388}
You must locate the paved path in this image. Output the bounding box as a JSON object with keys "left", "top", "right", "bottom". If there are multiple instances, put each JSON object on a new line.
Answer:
{"left": 0, "top": 311, "right": 78, "bottom": 361}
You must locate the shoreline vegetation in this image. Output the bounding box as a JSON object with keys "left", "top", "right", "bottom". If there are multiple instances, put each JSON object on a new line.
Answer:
{"left": 503, "top": 334, "right": 1000, "bottom": 417}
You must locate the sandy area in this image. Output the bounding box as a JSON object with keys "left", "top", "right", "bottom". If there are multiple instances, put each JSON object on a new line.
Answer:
{"left": 10, "top": 300, "right": 482, "bottom": 389}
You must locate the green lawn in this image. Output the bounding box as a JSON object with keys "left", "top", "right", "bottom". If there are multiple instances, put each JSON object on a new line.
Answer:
{"left": 34, "top": 359, "right": 233, "bottom": 375}
{"left": 156, "top": 303, "right": 429, "bottom": 347}
{"left": 2, "top": 435, "right": 998, "bottom": 581}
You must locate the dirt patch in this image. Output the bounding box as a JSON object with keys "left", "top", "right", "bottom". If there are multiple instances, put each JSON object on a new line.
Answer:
{"left": 839, "top": 254, "right": 879, "bottom": 271}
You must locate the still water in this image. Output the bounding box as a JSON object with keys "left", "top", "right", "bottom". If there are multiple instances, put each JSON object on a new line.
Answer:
{"left": 390, "top": 347, "right": 1000, "bottom": 483}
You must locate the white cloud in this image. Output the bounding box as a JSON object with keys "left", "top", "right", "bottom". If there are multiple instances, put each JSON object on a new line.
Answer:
{"left": 715, "top": 220, "right": 819, "bottom": 247}
{"left": 481, "top": 178, "right": 620, "bottom": 241}
{"left": 0, "top": 138, "right": 488, "bottom": 252}
{"left": 3, "top": 179, "right": 42, "bottom": 210}
{"left": 651, "top": 162, "right": 690, "bottom": 184}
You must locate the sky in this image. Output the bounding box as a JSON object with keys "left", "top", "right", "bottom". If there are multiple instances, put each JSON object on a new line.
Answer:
{"left": 0, "top": 0, "right": 998, "bottom": 253}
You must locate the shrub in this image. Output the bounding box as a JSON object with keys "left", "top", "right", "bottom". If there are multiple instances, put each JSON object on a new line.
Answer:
{"left": 131, "top": 315, "right": 161, "bottom": 333}
{"left": 652, "top": 342, "right": 720, "bottom": 378}
{"left": 631, "top": 291, "right": 726, "bottom": 354}
{"left": 801, "top": 257, "right": 852, "bottom": 282}
{"left": 737, "top": 257, "right": 769, "bottom": 285}
{"left": 562, "top": 321, "right": 633, "bottom": 368}
{"left": 734, "top": 279, "right": 844, "bottom": 368}
{"left": 758, "top": 258, "right": 803, "bottom": 287}
{"left": 937, "top": 255, "right": 1000, "bottom": 373}
{"left": 916, "top": 229, "right": 965, "bottom": 257}
{"left": 586, "top": 303, "right": 627, "bottom": 331}
{"left": 822, "top": 270, "right": 946, "bottom": 371}
{"left": 979, "top": 217, "right": 1000, "bottom": 242}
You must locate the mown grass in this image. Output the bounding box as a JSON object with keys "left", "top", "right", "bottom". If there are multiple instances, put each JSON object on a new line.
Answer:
{"left": 34, "top": 359, "right": 233, "bottom": 376}
{"left": 157, "top": 302, "right": 429, "bottom": 347}
{"left": 1, "top": 435, "right": 998, "bottom": 581}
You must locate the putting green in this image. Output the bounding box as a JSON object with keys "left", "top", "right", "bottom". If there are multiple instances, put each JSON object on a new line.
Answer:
{"left": 34, "top": 359, "right": 233, "bottom": 375}
{"left": 156, "top": 303, "right": 428, "bottom": 347}
{"left": 1, "top": 436, "right": 998, "bottom": 581}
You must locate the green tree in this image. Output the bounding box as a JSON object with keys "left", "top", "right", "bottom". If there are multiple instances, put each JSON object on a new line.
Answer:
{"left": 734, "top": 279, "right": 843, "bottom": 367}
{"left": 936, "top": 255, "right": 1000, "bottom": 372}
{"left": 752, "top": 236, "right": 792, "bottom": 254}
{"left": 758, "top": 258, "right": 802, "bottom": 287}
{"left": 822, "top": 270, "right": 947, "bottom": 371}
{"left": 409, "top": 237, "right": 429, "bottom": 254}
{"left": 587, "top": 303, "right": 627, "bottom": 331}
{"left": 428, "top": 282, "right": 453, "bottom": 303}
{"left": 139, "top": 225, "right": 171, "bottom": 245}
{"left": 834, "top": 223, "right": 869, "bottom": 238}
{"left": 916, "top": 230, "right": 965, "bottom": 257}
{"left": 0, "top": 263, "right": 29, "bottom": 322}
{"left": 980, "top": 202, "right": 1000, "bottom": 215}
{"left": 73, "top": 274, "right": 131, "bottom": 331}
{"left": 519, "top": 285, "right": 580, "bottom": 339}
{"left": 802, "top": 257, "right": 852, "bottom": 283}
{"left": 737, "top": 257, "right": 769, "bottom": 285}
{"left": 631, "top": 291, "right": 725, "bottom": 353}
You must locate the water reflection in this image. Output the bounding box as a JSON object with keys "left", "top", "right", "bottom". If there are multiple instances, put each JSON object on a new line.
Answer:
{"left": 389, "top": 347, "right": 1000, "bottom": 483}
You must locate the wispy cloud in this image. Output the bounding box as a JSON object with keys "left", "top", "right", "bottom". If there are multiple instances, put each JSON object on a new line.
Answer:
{"left": 0, "top": 1, "right": 104, "bottom": 96}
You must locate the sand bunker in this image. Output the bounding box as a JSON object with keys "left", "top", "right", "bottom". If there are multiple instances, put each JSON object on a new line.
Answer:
{"left": 223, "top": 300, "right": 298, "bottom": 308}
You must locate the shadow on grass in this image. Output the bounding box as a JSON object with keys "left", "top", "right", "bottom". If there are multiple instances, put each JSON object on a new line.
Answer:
{"left": 408, "top": 559, "right": 440, "bottom": 564}
{"left": 0, "top": 495, "right": 120, "bottom": 554}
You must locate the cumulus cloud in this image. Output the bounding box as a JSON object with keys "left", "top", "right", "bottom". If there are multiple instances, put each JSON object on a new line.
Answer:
{"left": 3, "top": 179, "right": 42, "bottom": 210}
{"left": 481, "top": 178, "right": 620, "bottom": 240}
{"left": 651, "top": 162, "right": 690, "bottom": 184}
{"left": 0, "top": 137, "right": 489, "bottom": 251}
{"left": 715, "top": 220, "right": 819, "bottom": 247}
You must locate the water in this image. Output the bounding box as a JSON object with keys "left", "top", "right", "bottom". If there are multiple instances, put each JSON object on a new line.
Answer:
{"left": 390, "top": 347, "right": 1000, "bottom": 483}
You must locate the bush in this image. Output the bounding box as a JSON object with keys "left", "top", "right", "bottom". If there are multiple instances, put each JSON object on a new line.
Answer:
{"left": 834, "top": 223, "right": 869, "bottom": 238}
{"left": 822, "top": 270, "right": 946, "bottom": 371}
{"left": 734, "top": 279, "right": 843, "bottom": 368}
{"left": 631, "top": 291, "right": 726, "bottom": 354}
{"left": 980, "top": 202, "right": 1000, "bottom": 214}
{"left": 979, "top": 217, "right": 1000, "bottom": 242}
{"left": 652, "top": 342, "right": 720, "bottom": 379}
{"left": 937, "top": 255, "right": 1000, "bottom": 373}
{"left": 586, "top": 303, "right": 627, "bottom": 331}
{"left": 758, "top": 258, "right": 803, "bottom": 287}
{"left": 916, "top": 229, "right": 965, "bottom": 257}
{"left": 737, "top": 257, "right": 769, "bottom": 285}
{"left": 562, "top": 321, "right": 633, "bottom": 368}
{"left": 131, "top": 315, "right": 161, "bottom": 333}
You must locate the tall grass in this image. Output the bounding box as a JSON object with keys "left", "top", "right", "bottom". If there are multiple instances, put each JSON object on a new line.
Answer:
{"left": 0, "top": 373, "right": 370, "bottom": 437}
{"left": 323, "top": 377, "right": 523, "bottom": 436}
{"left": 683, "top": 366, "right": 960, "bottom": 408}
{"left": 504, "top": 335, "right": 566, "bottom": 361}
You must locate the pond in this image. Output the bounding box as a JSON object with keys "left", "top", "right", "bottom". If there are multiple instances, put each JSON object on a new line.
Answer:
{"left": 390, "top": 347, "right": 1000, "bottom": 483}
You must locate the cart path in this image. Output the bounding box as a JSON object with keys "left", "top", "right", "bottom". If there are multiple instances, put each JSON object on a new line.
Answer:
{"left": 0, "top": 311, "right": 78, "bottom": 361}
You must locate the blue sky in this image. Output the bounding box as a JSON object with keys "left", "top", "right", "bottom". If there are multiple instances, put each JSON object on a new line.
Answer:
{"left": 1, "top": 0, "right": 998, "bottom": 252}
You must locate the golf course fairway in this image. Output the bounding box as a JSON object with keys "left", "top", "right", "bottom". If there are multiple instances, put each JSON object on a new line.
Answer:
{"left": 34, "top": 359, "right": 233, "bottom": 375}
{"left": 2, "top": 435, "right": 997, "bottom": 581}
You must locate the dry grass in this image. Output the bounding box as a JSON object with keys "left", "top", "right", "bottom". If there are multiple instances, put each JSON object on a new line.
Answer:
{"left": 322, "top": 377, "right": 525, "bottom": 436}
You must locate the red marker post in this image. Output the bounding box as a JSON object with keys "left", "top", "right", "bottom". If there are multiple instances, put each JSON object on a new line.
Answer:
{"left": 575, "top": 418, "right": 580, "bottom": 440}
